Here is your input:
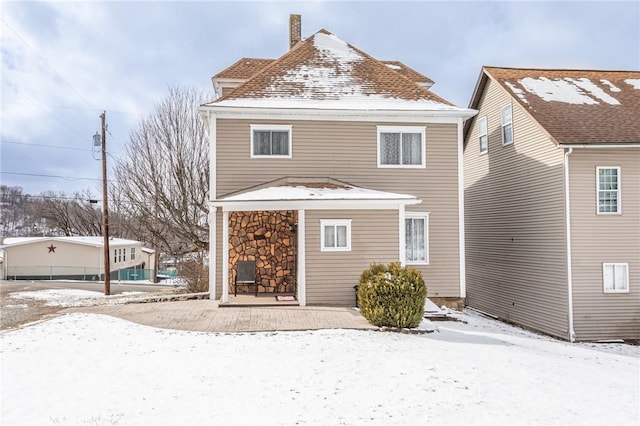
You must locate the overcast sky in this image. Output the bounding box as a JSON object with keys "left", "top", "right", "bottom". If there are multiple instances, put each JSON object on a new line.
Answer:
{"left": 1, "top": 0, "right": 639, "bottom": 197}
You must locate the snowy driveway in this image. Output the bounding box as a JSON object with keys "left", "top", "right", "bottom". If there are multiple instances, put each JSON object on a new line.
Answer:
{"left": 1, "top": 310, "right": 638, "bottom": 425}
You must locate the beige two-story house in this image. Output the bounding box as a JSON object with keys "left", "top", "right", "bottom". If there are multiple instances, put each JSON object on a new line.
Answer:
{"left": 200, "top": 16, "right": 476, "bottom": 307}
{"left": 464, "top": 67, "right": 640, "bottom": 341}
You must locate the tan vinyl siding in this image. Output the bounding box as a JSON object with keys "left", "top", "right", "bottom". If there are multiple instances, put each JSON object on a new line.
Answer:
{"left": 569, "top": 149, "right": 640, "bottom": 340}
{"left": 464, "top": 78, "right": 569, "bottom": 339}
{"left": 305, "top": 210, "right": 398, "bottom": 305}
{"left": 216, "top": 119, "right": 461, "bottom": 297}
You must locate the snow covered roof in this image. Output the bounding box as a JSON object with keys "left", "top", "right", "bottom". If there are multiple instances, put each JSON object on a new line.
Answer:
{"left": 205, "top": 30, "right": 467, "bottom": 112}
{"left": 1, "top": 236, "right": 143, "bottom": 249}
{"left": 469, "top": 67, "right": 640, "bottom": 145}
{"left": 214, "top": 177, "right": 420, "bottom": 210}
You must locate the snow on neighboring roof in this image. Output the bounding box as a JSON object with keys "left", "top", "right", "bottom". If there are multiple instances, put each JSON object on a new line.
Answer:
{"left": 219, "top": 177, "right": 416, "bottom": 202}
{"left": 473, "top": 67, "right": 640, "bottom": 145}
{"left": 206, "top": 29, "right": 468, "bottom": 113}
{"left": 625, "top": 78, "right": 640, "bottom": 89}
{"left": 1, "top": 236, "right": 142, "bottom": 248}
{"left": 514, "top": 77, "right": 620, "bottom": 105}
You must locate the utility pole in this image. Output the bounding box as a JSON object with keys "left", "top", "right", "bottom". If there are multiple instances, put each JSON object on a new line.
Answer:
{"left": 100, "top": 111, "right": 111, "bottom": 295}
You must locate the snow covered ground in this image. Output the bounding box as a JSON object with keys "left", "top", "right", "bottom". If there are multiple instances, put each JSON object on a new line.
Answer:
{"left": 9, "top": 288, "right": 144, "bottom": 307}
{"left": 1, "top": 299, "right": 638, "bottom": 425}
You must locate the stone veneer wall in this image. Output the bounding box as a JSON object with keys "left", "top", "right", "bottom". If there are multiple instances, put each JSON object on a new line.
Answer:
{"left": 228, "top": 210, "right": 297, "bottom": 294}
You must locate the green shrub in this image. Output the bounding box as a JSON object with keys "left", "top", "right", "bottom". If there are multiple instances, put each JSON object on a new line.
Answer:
{"left": 357, "top": 262, "right": 427, "bottom": 328}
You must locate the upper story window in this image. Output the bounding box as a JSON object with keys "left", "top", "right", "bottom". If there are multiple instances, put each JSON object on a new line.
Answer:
{"left": 603, "top": 263, "right": 629, "bottom": 293}
{"left": 597, "top": 167, "right": 621, "bottom": 214}
{"left": 478, "top": 116, "right": 488, "bottom": 153}
{"left": 131, "top": 247, "right": 136, "bottom": 261}
{"left": 405, "top": 212, "right": 429, "bottom": 264}
{"left": 501, "top": 104, "right": 513, "bottom": 145}
{"left": 250, "top": 124, "right": 292, "bottom": 158}
{"left": 321, "top": 220, "right": 351, "bottom": 252}
{"left": 377, "top": 126, "right": 426, "bottom": 168}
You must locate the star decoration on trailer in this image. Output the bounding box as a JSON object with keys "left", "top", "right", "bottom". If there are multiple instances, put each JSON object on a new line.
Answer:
{"left": 47, "top": 244, "right": 56, "bottom": 253}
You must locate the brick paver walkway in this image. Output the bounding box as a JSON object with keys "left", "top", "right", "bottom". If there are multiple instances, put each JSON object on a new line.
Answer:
{"left": 64, "top": 300, "right": 377, "bottom": 333}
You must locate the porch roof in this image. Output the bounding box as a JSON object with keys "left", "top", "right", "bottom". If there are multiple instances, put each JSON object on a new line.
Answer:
{"left": 212, "top": 177, "right": 420, "bottom": 211}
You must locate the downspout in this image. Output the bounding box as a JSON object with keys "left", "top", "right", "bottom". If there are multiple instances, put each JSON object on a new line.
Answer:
{"left": 457, "top": 117, "right": 466, "bottom": 299}
{"left": 564, "top": 147, "right": 576, "bottom": 342}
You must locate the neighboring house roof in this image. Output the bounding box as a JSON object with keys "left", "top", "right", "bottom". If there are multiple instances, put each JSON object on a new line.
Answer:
{"left": 467, "top": 66, "right": 640, "bottom": 145}
{"left": 205, "top": 29, "right": 468, "bottom": 112}
{"left": 1, "top": 236, "right": 142, "bottom": 249}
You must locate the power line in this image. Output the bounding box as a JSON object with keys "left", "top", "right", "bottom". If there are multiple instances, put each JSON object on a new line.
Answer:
{"left": 1, "top": 140, "right": 93, "bottom": 153}
{"left": 1, "top": 101, "right": 143, "bottom": 117}
{"left": 1, "top": 193, "right": 101, "bottom": 202}
{"left": 1, "top": 171, "right": 111, "bottom": 182}
{"left": 1, "top": 80, "right": 91, "bottom": 142}
{"left": 1, "top": 17, "right": 95, "bottom": 109}
{"left": 0, "top": 139, "right": 123, "bottom": 157}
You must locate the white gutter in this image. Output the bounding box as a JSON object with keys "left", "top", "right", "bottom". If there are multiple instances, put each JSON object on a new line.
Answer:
{"left": 564, "top": 147, "right": 576, "bottom": 342}
{"left": 558, "top": 144, "right": 640, "bottom": 149}
{"left": 199, "top": 104, "right": 477, "bottom": 123}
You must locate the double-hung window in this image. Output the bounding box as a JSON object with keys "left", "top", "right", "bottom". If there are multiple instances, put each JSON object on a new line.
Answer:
{"left": 405, "top": 212, "right": 429, "bottom": 264}
{"left": 501, "top": 104, "right": 513, "bottom": 145}
{"left": 321, "top": 220, "right": 351, "bottom": 252}
{"left": 478, "top": 116, "right": 488, "bottom": 153}
{"left": 131, "top": 247, "right": 136, "bottom": 261}
{"left": 602, "top": 263, "right": 629, "bottom": 293}
{"left": 377, "top": 126, "right": 426, "bottom": 167}
{"left": 597, "top": 166, "right": 620, "bottom": 214}
{"left": 251, "top": 124, "right": 292, "bottom": 158}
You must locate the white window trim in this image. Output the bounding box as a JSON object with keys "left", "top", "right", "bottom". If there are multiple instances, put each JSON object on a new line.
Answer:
{"left": 602, "top": 262, "right": 629, "bottom": 293}
{"left": 377, "top": 125, "right": 426, "bottom": 168}
{"left": 130, "top": 247, "right": 136, "bottom": 261}
{"left": 501, "top": 104, "right": 513, "bottom": 146}
{"left": 596, "top": 166, "right": 621, "bottom": 215}
{"left": 478, "top": 116, "right": 488, "bottom": 154}
{"left": 250, "top": 124, "right": 292, "bottom": 159}
{"left": 320, "top": 219, "right": 352, "bottom": 252}
{"left": 405, "top": 212, "right": 429, "bottom": 265}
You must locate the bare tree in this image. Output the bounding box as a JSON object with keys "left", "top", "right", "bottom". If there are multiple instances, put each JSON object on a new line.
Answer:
{"left": 31, "top": 190, "right": 103, "bottom": 236}
{"left": 113, "top": 86, "right": 209, "bottom": 262}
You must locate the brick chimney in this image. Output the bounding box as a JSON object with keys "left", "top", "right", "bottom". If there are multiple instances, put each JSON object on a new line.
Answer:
{"left": 289, "top": 14, "right": 301, "bottom": 49}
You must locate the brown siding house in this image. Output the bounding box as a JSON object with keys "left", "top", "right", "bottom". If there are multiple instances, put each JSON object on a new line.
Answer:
{"left": 464, "top": 66, "right": 640, "bottom": 341}
{"left": 200, "top": 16, "right": 476, "bottom": 307}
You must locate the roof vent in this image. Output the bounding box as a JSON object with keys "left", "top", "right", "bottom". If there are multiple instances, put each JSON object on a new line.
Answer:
{"left": 289, "top": 14, "right": 301, "bottom": 49}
